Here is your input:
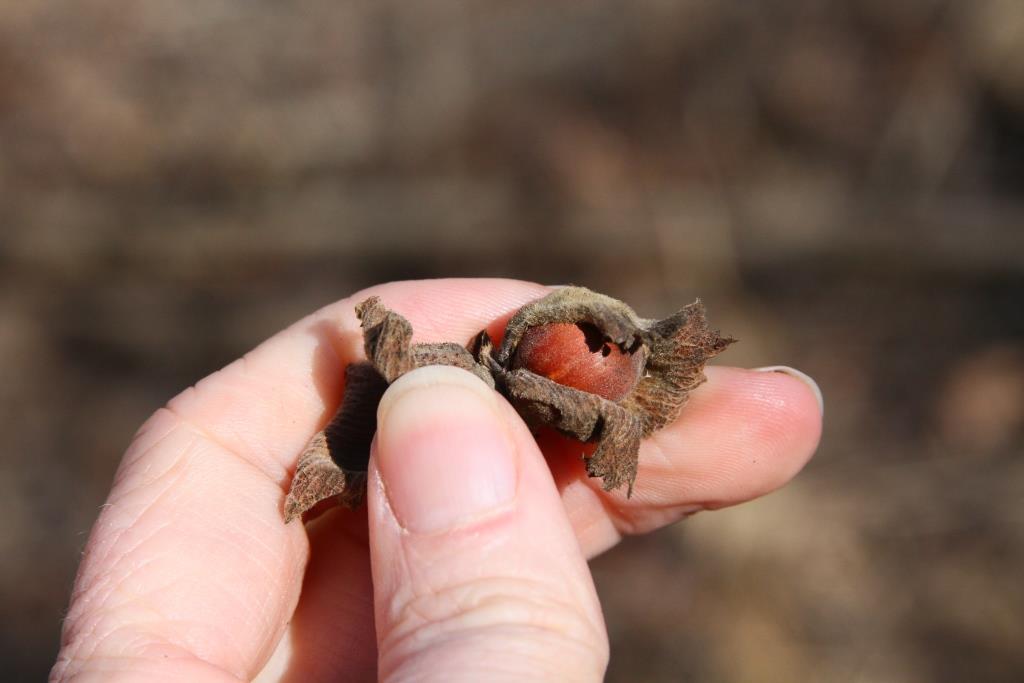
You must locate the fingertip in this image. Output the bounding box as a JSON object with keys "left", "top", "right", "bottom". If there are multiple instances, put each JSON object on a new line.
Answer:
{"left": 746, "top": 367, "right": 822, "bottom": 468}
{"left": 701, "top": 365, "right": 822, "bottom": 439}
{"left": 691, "top": 365, "right": 823, "bottom": 499}
{"left": 374, "top": 366, "right": 518, "bottom": 535}
{"left": 621, "top": 366, "right": 823, "bottom": 507}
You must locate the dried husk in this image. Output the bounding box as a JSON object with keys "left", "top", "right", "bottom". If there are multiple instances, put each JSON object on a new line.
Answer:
{"left": 283, "top": 287, "right": 733, "bottom": 522}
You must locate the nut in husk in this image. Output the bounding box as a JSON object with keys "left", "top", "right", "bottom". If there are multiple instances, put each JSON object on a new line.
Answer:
{"left": 283, "top": 287, "right": 734, "bottom": 522}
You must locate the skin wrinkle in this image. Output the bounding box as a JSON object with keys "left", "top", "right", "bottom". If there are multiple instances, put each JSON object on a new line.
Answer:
{"left": 176, "top": 518, "right": 301, "bottom": 674}
{"left": 63, "top": 616, "right": 186, "bottom": 680}
{"left": 115, "top": 409, "right": 184, "bottom": 480}
{"left": 68, "top": 511, "right": 173, "bottom": 627}
{"left": 385, "top": 575, "right": 602, "bottom": 646}
{"left": 217, "top": 484, "right": 293, "bottom": 566}
{"left": 63, "top": 528, "right": 180, "bottom": 669}
{"left": 170, "top": 351, "right": 326, "bottom": 487}
{"left": 64, "top": 539, "right": 149, "bottom": 649}
{"left": 57, "top": 642, "right": 247, "bottom": 683}
{"left": 183, "top": 481, "right": 296, "bottom": 602}
{"left": 203, "top": 540, "right": 295, "bottom": 657}
{"left": 383, "top": 624, "right": 606, "bottom": 683}
{"left": 94, "top": 532, "right": 177, "bottom": 607}
{"left": 60, "top": 429, "right": 299, "bottom": 682}
{"left": 164, "top": 404, "right": 293, "bottom": 491}
{"left": 80, "top": 571, "right": 258, "bottom": 679}
{"left": 379, "top": 581, "right": 607, "bottom": 681}
{"left": 190, "top": 534, "right": 275, "bottom": 623}
{"left": 114, "top": 617, "right": 238, "bottom": 673}
{"left": 63, "top": 446, "right": 196, "bottom": 654}
{"left": 385, "top": 621, "right": 606, "bottom": 683}
{"left": 167, "top": 392, "right": 292, "bottom": 489}
{"left": 106, "top": 427, "right": 201, "bottom": 511}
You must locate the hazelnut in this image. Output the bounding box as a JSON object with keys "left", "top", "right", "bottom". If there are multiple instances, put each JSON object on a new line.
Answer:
{"left": 284, "top": 289, "right": 733, "bottom": 520}
{"left": 511, "top": 322, "right": 646, "bottom": 402}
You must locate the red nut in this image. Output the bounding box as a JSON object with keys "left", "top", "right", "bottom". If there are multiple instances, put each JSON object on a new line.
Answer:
{"left": 511, "top": 322, "right": 645, "bottom": 402}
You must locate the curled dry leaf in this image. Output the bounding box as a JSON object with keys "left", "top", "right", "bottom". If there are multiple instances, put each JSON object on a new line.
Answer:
{"left": 283, "top": 287, "right": 734, "bottom": 522}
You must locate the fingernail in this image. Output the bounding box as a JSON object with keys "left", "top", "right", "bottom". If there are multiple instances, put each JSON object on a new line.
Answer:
{"left": 753, "top": 365, "right": 824, "bottom": 415}
{"left": 375, "top": 366, "right": 517, "bottom": 534}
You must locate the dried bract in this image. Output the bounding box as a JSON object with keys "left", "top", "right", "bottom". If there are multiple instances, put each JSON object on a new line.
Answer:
{"left": 284, "top": 287, "right": 733, "bottom": 522}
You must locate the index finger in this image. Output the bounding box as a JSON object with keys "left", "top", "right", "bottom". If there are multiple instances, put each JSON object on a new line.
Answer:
{"left": 52, "top": 278, "right": 550, "bottom": 683}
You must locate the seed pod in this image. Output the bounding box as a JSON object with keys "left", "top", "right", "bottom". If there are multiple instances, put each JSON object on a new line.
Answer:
{"left": 283, "top": 287, "right": 734, "bottom": 522}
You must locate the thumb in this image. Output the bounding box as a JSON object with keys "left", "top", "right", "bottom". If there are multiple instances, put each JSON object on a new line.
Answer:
{"left": 367, "top": 365, "right": 609, "bottom": 682}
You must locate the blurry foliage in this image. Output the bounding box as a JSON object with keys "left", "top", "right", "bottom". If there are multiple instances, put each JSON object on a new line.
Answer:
{"left": 1, "top": 1, "right": 1023, "bottom": 681}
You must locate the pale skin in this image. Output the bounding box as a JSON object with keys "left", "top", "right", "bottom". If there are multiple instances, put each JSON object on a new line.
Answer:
{"left": 50, "top": 279, "right": 823, "bottom": 682}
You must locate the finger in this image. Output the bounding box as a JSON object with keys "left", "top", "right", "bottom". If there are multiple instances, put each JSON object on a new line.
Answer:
{"left": 49, "top": 402, "right": 310, "bottom": 683}
{"left": 52, "top": 279, "right": 549, "bottom": 682}
{"left": 368, "top": 367, "right": 608, "bottom": 682}
{"left": 547, "top": 365, "right": 824, "bottom": 557}
{"left": 163, "top": 278, "right": 551, "bottom": 490}
{"left": 253, "top": 508, "right": 376, "bottom": 683}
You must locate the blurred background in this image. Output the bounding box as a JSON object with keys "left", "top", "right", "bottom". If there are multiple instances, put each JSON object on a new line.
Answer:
{"left": 2, "top": 1, "right": 1023, "bottom": 681}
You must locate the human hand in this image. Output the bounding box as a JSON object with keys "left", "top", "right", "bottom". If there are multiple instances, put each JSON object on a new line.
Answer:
{"left": 51, "top": 279, "right": 822, "bottom": 682}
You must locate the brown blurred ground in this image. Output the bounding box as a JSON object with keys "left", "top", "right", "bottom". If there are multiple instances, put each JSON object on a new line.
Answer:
{"left": 2, "top": 1, "right": 1024, "bottom": 681}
